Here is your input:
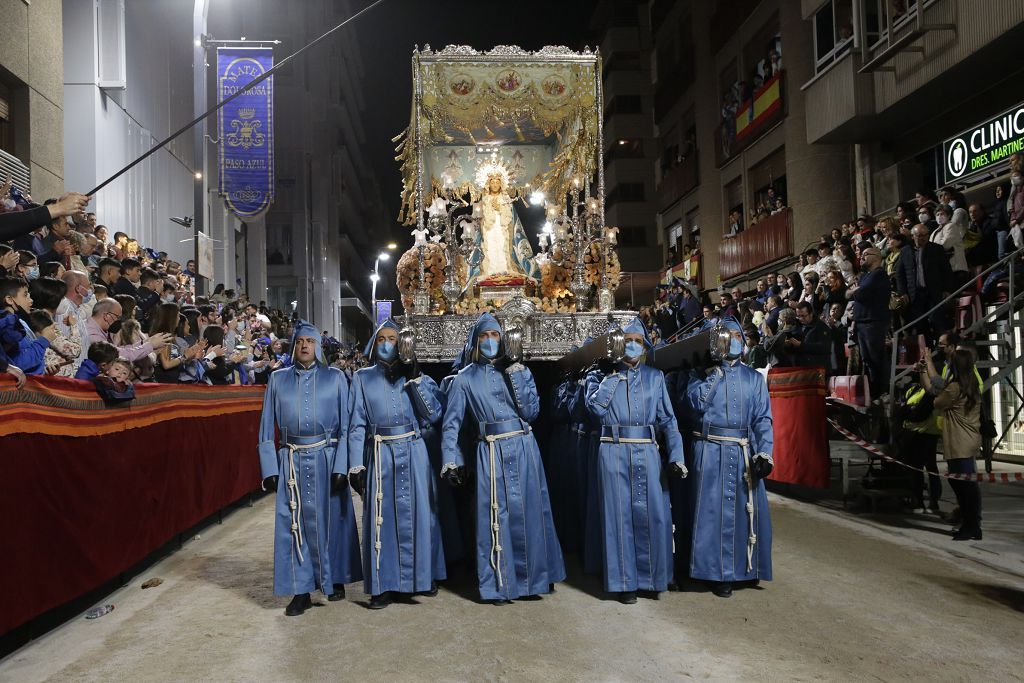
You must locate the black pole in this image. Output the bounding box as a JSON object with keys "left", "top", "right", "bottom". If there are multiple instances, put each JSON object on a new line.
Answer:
{"left": 86, "top": 0, "right": 387, "bottom": 197}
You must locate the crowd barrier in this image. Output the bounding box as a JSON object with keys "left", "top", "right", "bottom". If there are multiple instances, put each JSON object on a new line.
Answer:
{"left": 0, "top": 375, "right": 264, "bottom": 636}
{"left": 767, "top": 367, "right": 830, "bottom": 488}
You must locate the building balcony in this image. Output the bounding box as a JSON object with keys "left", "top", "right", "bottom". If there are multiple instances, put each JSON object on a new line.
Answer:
{"left": 714, "top": 71, "right": 785, "bottom": 167}
{"left": 718, "top": 208, "right": 792, "bottom": 280}
{"left": 657, "top": 154, "right": 699, "bottom": 211}
{"left": 801, "top": 53, "right": 875, "bottom": 144}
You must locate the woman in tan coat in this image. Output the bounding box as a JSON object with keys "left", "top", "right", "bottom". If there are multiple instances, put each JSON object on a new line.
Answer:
{"left": 920, "top": 348, "right": 982, "bottom": 540}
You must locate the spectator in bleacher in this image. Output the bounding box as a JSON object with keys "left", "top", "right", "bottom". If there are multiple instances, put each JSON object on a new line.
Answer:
{"left": 677, "top": 285, "right": 701, "bottom": 329}
{"left": 966, "top": 202, "right": 997, "bottom": 266}
{"left": 763, "top": 295, "right": 782, "bottom": 336}
{"left": 1009, "top": 170, "right": 1024, "bottom": 252}
{"left": 895, "top": 224, "right": 953, "bottom": 344}
{"left": 781, "top": 271, "right": 802, "bottom": 305}
{"left": 916, "top": 204, "right": 938, "bottom": 233}
{"left": 726, "top": 209, "right": 744, "bottom": 238}
{"left": 990, "top": 182, "right": 1012, "bottom": 259}
{"left": 56, "top": 270, "right": 93, "bottom": 371}
{"left": 0, "top": 275, "right": 48, "bottom": 375}
{"left": 73, "top": 340, "right": 118, "bottom": 381}
{"left": 833, "top": 244, "right": 857, "bottom": 283}
{"left": 784, "top": 301, "right": 832, "bottom": 372}
{"left": 895, "top": 201, "right": 918, "bottom": 231}
{"left": 914, "top": 188, "right": 938, "bottom": 211}
{"left": 87, "top": 298, "right": 172, "bottom": 363}
{"left": 719, "top": 292, "right": 737, "bottom": 319}
{"left": 743, "top": 328, "right": 768, "bottom": 369}
{"left": 96, "top": 257, "right": 121, "bottom": 291}
{"left": 919, "top": 348, "right": 982, "bottom": 541}
{"left": 115, "top": 318, "right": 154, "bottom": 381}
{"left": 28, "top": 277, "right": 81, "bottom": 377}
{"left": 764, "top": 308, "right": 797, "bottom": 367}
{"left": 899, "top": 381, "right": 942, "bottom": 515}
{"left": 200, "top": 325, "right": 234, "bottom": 385}
{"left": 111, "top": 258, "right": 141, "bottom": 298}
{"left": 15, "top": 250, "right": 37, "bottom": 281}
{"left": 938, "top": 186, "right": 967, "bottom": 212}
{"left": 39, "top": 261, "right": 64, "bottom": 280}
{"left": 846, "top": 247, "right": 890, "bottom": 399}
{"left": 135, "top": 267, "right": 162, "bottom": 322}
{"left": 824, "top": 303, "right": 848, "bottom": 374}
{"left": 820, "top": 269, "right": 848, "bottom": 311}
{"left": 800, "top": 249, "right": 820, "bottom": 279}
{"left": 931, "top": 205, "right": 968, "bottom": 284}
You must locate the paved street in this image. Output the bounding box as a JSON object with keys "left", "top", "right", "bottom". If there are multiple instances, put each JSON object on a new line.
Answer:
{"left": 3, "top": 492, "right": 1022, "bottom": 682}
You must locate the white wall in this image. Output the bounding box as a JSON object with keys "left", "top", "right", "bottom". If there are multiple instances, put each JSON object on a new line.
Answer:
{"left": 62, "top": 0, "right": 208, "bottom": 267}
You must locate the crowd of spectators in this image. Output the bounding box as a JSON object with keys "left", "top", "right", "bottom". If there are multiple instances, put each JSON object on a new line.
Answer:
{"left": 648, "top": 154, "right": 1024, "bottom": 410}
{"left": 719, "top": 36, "right": 782, "bottom": 157}
{"left": 0, "top": 178, "right": 370, "bottom": 394}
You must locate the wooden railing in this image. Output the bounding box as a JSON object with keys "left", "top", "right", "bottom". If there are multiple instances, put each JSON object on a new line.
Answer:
{"left": 718, "top": 208, "right": 792, "bottom": 280}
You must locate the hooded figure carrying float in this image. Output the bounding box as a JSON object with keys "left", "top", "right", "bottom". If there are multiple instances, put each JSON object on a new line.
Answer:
{"left": 675, "top": 316, "right": 774, "bottom": 598}
{"left": 347, "top": 319, "right": 447, "bottom": 609}
{"left": 584, "top": 317, "right": 686, "bottom": 603}
{"left": 257, "top": 321, "right": 362, "bottom": 616}
{"left": 440, "top": 313, "right": 565, "bottom": 604}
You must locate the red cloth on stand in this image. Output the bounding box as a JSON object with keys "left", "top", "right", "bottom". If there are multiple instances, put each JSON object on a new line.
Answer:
{"left": 766, "top": 366, "right": 829, "bottom": 488}
{"left": 0, "top": 376, "right": 262, "bottom": 636}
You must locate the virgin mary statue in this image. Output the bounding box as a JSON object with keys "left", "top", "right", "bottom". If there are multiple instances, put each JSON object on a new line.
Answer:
{"left": 465, "top": 161, "right": 539, "bottom": 289}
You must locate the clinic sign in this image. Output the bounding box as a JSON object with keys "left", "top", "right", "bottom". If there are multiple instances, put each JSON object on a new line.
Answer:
{"left": 942, "top": 101, "right": 1024, "bottom": 183}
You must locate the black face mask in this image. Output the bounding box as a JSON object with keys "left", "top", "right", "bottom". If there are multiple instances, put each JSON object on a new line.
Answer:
{"left": 108, "top": 319, "right": 123, "bottom": 335}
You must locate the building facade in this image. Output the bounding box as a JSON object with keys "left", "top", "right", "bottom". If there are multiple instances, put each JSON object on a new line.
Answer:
{"left": 0, "top": 0, "right": 65, "bottom": 204}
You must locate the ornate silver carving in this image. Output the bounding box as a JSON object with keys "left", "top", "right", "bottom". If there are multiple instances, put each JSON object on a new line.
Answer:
{"left": 409, "top": 311, "right": 634, "bottom": 363}
{"left": 487, "top": 45, "right": 529, "bottom": 56}
{"left": 434, "top": 44, "right": 478, "bottom": 56}
{"left": 536, "top": 45, "right": 575, "bottom": 56}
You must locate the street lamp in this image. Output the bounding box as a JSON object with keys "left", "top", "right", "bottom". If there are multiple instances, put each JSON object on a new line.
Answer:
{"left": 370, "top": 251, "right": 390, "bottom": 321}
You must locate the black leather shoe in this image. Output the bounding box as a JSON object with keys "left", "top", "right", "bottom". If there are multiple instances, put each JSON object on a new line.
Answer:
{"left": 711, "top": 582, "right": 733, "bottom": 598}
{"left": 618, "top": 591, "right": 637, "bottom": 604}
{"left": 327, "top": 584, "right": 346, "bottom": 601}
{"left": 952, "top": 527, "right": 982, "bottom": 541}
{"left": 420, "top": 582, "right": 439, "bottom": 597}
{"left": 368, "top": 593, "right": 392, "bottom": 609}
{"left": 285, "top": 593, "right": 312, "bottom": 616}
{"left": 667, "top": 581, "right": 680, "bottom": 592}
{"left": 489, "top": 598, "right": 512, "bottom": 606}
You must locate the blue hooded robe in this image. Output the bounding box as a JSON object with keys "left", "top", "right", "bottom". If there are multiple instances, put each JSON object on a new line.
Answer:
{"left": 348, "top": 319, "right": 447, "bottom": 596}
{"left": 674, "top": 317, "right": 774, "bottom": 583}
{"left": 440, "top": 313, "right": 566, "bottom": 600}
{"left": 584, "top": 317, "right": 684, "bottom": 592}
{"left": 257, "top": 321, "right": 362, "bottom": 596}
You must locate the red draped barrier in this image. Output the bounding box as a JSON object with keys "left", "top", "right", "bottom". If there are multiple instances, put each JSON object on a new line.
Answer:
{"left": 766, "top": 366, "right": 830, "bottom": 488}
{"left": 0, "top": 376, "right": 264, "bottom": 636}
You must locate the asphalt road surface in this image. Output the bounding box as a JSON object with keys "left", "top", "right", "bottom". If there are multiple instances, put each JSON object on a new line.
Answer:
{"left": 4, "top": 494, "right": 1022, "bottom": 682}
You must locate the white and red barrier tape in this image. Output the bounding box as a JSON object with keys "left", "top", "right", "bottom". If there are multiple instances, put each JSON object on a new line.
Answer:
{"left": 827, "top": 418, "right": 1024, "bottom": 484}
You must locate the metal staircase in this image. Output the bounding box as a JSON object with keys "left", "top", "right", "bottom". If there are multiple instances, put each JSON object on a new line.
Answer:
{"left": 888, "top": 247, "right": 1024, "bottom": 462}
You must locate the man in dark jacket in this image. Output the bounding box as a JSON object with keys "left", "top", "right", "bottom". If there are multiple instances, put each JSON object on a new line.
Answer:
{"left": 111, "top": 258, "right": 141, "bottom": 298}
{"left": 785, "top": 301, "right": 832, "bottom": 372}
{"left": 895, "top": 223, "right": 953, "bottom": 344}
{"left": 847, "top": 247, "right": 891, "bottom": 398}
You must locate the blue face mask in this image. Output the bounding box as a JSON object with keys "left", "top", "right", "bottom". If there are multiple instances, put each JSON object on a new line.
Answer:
{"left": 377, "top": 340, "right": 396, "bottom": 361}
{"left": 479, "top": 337, "right": 499, "bottom": 359}
{"left": 729, "top": 336, "right": 744, "bottom": 357}
{"left": 624, "top": 340, "right": 644, "bottom": 359}
{"left": 82, "top": 288, "right": 94, "bottom": 305}
{"left": 26, "top": 266, "right": 39, "bottom": 280}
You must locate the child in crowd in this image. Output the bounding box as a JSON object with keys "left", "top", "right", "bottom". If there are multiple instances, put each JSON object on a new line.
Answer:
{"left": 26, "top": 310, "right": 71, "bottom": 376}
{"left": 74, "top": 341, "right": 119, "bottom": 380}
{"left": 0, "top": 275, "right": 48, "bottom": 375}
{"left": 94, "top": 357, "right": 135, "bottom": 403}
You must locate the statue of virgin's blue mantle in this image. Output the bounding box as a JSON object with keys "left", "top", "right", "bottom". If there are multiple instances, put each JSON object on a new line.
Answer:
{"left": 347, "top": 331, "right": 447, "bottom": 597}
{"left": 257, "top": 358, "right": 362, "bottom": 597}
{"left": 440, "top": 314, "right": 565, "bottom": 601}
{"left": 674, "top": 329, "right": 774, "bottom": 584}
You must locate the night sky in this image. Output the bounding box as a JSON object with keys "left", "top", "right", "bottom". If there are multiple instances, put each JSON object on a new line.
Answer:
{"left": 350, "top": 0, "right": 596, "bottom": 230}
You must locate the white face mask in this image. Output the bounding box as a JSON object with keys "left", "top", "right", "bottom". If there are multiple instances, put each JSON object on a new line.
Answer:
{"left": 918, "top": 213, "right": 930, "bottom": 223}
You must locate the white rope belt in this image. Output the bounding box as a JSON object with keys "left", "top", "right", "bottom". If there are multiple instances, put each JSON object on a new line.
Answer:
{"left": 484, "top": 429, "right": 525, "bottom": 589}
{"left": 372, "top": 431, "right": 417, "bottom": 573}
{"left": 599, "top": 436, "right": 655, "bottom": 444}
{"left": 692, "top": 431, "right": 757, "bottom": 573}
{"left": 283, "top": 438, "right": 330, "bottom": 563}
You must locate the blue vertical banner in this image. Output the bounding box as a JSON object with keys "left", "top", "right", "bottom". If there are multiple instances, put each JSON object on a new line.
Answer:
{"left": 375, "top": 300, "right": 392, "bottom": 326}
{"left": 217, "top": 47, "right": 274, "bottom": 219}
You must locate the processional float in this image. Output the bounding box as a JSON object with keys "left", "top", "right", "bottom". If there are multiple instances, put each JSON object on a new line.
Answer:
{"left": 392, "top": 44, "right": 719, "bottom": 369}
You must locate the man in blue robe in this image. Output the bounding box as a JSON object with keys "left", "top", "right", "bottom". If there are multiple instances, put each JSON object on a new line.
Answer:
{"left": 257, "top": 321, "right": 362, "bottom": 616}
{"left": 347, "top": 319, "right": 447, "bottom": 608}
{"left": 585, "top": 317, "right": 686, "bottom": 603}
{"left": 441, "top": 312, "right": 565, "bottom": 604}
{"left": 675, "top": 317, "right": 774, "bottom": 598}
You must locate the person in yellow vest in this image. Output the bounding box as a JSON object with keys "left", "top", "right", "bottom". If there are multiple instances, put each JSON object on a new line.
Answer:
{"left": 900, "top": 384, "right": 942, "bottom": 514}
